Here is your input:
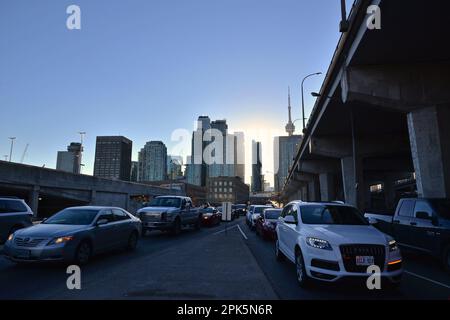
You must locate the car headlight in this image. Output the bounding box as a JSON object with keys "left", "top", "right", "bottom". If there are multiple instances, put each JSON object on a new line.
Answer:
{"left": 7, "top": 233, "right": 14, "bottom": 242}
{"left": 47, "top": 236, "right": 74, "bottom": 246}
{"left": 306, "top": 237, "right": 332, "bottom": 250}
{"left": 389, "top": 239, "right": 398, "bottom": 252}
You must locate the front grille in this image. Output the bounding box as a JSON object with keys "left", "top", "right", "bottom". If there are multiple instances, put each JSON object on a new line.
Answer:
{"left": 340, "top": 244, "right": 385, "bottom": 273}
{"left": 14, "top": 237, "right": 46, "bottom": 247}
{"left": 140, "top": 212, "right": 162, "bottom": 222}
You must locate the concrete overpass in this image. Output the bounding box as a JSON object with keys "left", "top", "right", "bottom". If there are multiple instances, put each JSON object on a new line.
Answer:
{"left": 0, "top": 161, "right": 183, "bottom": 218}
{"left": 281, "top": 0, "right": 450, "bottom": 212}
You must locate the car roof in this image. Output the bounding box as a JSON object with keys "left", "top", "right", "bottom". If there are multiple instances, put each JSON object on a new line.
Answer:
{"left": 0, "top": 197, "right": 24, "bottom": 201}
{"left": 290, "top": 201, "right": 350, "bottom": 207}
{"left": 63, "top": 206, "right": 125, "bottom": 210}
{"left": 156, "top": 196, "right": 186, "bottom": 199}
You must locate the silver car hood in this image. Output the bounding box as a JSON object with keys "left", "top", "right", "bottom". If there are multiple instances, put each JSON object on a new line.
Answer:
{"left": 14, "top": 223, "right": 88, "bottom": 238}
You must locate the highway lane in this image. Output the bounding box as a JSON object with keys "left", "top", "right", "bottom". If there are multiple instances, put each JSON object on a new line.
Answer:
{"left": 239, "top": 221, "right": 450, "bottom": 300}
{"left": 0, "top": 216, "right": 449, "bottom": 300}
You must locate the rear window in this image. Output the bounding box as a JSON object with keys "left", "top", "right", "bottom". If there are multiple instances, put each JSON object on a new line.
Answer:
{"left": 430, "top": 199, "right": 450, "bottom": 219}
{"left": 264, "top": 210, "right": 281, "bottom": 219}
{"left": 254, "top": 206, "right": 271, "bottom": 214}
{"left": 0, "top": 199, "right": 28, "bottom": 214}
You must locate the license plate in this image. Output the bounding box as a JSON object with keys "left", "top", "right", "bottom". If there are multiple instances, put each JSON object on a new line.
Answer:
{"left": 16, "top": 249, "right": 30, "bottom": 259}
{"left": 356, "top": 256, "right": 374, "bottom": 266}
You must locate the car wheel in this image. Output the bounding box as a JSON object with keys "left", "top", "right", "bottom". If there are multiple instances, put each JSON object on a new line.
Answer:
{"left": 275, "top": 240, "right": 284, "bottom": 262}
{"left": 442, "top": 244, "right": 450, "bottom": 273}
{"left": 74, "top": 241, "right": 92, "bottom": 265}
{"left": 295, "top": 249, "right": 310, "bottom": 288}
{"left": 172, "top": 218, "right": 181, "bottom": 235}
{"left": 126, "top": 231, "right": 138, "bottom": 251}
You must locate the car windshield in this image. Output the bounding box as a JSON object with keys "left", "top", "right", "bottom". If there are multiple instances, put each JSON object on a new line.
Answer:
{"left": 43, "top": 209, "right": 99, "bottom": 225}
{"left": 430, "top": 199, "right": 450, "bottom": 219}
{"left": 0, "top": 199, "right": 27, "bottom": 213}
{"left": 264, "top": 210, "right": 281, "bottom": 219}
{"left": 254, "top": 206, "right": 271, "bottom": 214}
{"left": 301, "top": 205, "right": 368, "bottom": 225}
{"left": 148, "top": 197, "right": 181, "bottom": 208}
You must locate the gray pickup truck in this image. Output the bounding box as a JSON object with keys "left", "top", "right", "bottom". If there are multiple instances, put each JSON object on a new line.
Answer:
{"left": 138, "top": 196, "right": 202, "bottom": 235}
{"left": 365, "top": 198, "right": 450, "bottom": 272}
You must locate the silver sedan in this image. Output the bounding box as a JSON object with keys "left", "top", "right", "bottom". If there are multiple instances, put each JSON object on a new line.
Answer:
{"left": 4, "top": 206, "right": 142, "bottom": 265}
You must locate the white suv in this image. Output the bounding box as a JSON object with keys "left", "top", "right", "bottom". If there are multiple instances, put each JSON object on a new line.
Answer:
{"left": 275, "top": 201, "right": 403, "bottom": 288}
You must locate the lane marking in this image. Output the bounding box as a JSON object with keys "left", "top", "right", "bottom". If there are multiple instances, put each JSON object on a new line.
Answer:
{"left": 404, "top": 270, "right": 450, "bottom": 290}
{"left": 211, "top": 224, "right": 237, "bottom": 235}
{"left": 237, "top": 225, "right": 248, "bottom": 240}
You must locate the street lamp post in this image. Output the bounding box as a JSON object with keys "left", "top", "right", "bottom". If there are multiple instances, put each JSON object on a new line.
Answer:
{"left": 8, "top": 137, "right": 16, "bottom": 162}
{"left": 301, "top": 72, "right": 322, "bottom": 132}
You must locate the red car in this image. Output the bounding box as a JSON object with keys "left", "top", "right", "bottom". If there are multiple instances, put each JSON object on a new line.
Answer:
{"left": 201, "top": 207, "right": 221, "bottom": 227}
{"left": 255, "top": 208, "right": 282, "bottom": 240}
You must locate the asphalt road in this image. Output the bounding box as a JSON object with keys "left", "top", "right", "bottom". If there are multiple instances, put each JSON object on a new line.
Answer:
{"left": 0, "top": 217, "right": 449, "bottom": 300}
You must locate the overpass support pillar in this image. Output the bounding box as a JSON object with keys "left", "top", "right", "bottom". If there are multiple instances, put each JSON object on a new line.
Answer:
{"left": 319, "top": 173, "right": 336, "bottom": 201}
{"left": 29, "top": 186, "right": 40, "bottom": 218}
{"left": 341, "top": 157, "right": 365, "bottom": 209}
{"left": 307, "top": 180, "right": 318, "bottom": 202}
{"left": 407, "top": 106, "right": 450, "bottom": 197}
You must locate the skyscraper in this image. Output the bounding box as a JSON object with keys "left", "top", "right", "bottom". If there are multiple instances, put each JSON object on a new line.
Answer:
{"left": 138, "top": 141, "right": 167, "bottom": 182}
{"left": 251, "top": 140, "right": 263, "bottom": 193}
{"left": 130, "top": 161, "right": 138, "bottom": 182}
{"left": 93, "top": 136, "right": 132, "bottom": 181}
{"left": 274, "top": 135, "right": 302, "bottom": 192}
{"left": 167, "top": 155, "right": 183, "bottom": 180}
{"left": 56, "top": 142, "right": 83, "bottom": 174}
{"left": 186, "top": 116, "right": 211, "bottom": 186}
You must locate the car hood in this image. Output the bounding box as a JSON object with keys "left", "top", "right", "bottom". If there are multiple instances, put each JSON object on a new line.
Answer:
{"left": 14, "top": 223, "right": 88, "bottom": 238}
{"left": 305, "top": 225, "right": 389, "bottom": 245}
{"left": 139, "top": 206, "right": 178, "bottom": 213}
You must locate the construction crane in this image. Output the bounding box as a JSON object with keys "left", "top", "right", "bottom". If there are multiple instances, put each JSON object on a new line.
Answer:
{"left": 20, "top": 143, "right": 29, "bottom": 164}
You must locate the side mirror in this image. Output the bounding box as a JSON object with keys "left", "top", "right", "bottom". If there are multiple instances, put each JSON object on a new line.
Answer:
{"left": 416, "top": 211, "right": 432, "bottom": 220}
{"left": 96, "top": 218, "right": 109, "bottom": 226}
{"left": 284, "top": 215, "right": 297, "bottom": 225}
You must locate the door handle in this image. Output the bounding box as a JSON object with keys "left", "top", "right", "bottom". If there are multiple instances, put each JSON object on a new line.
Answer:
{"left": 410, "top": 222, "right": 417, "bottom": 226}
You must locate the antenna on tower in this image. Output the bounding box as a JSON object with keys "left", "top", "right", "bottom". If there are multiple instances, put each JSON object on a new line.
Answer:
{"left": 285, "top": 87, "right": 295, "bottom": 136}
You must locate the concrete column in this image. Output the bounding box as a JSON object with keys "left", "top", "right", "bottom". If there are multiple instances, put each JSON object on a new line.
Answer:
{"left": 29, "top": 186, "right": 40, "bottom": 218}
{"left": 90, "top": 190, "right": 97, "bottom": 205}
{"left": 341, "top": 157, "right": 364, "bottom": 208}
{"left": 307, "top": 180, "right": 320, "bottom": 202}
{"left": 319, "top": 173, "right": 336, "bottom": 201}
{"left": 383, "top": 177, "right": 396, "bottom": 212}
{"left": 407, "top": 106, "right": 450, "bottom": 197}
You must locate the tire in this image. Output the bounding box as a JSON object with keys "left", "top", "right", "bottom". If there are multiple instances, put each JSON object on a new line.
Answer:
{"left": 275, "top": 240, "right": 284, "bottom": 262}
{"left": 126, "top": 231, "right": 138, "bottom": 251}
{"left": 172, "top": 218, "right": 181, "bottom": 235}
{"left": 295, "top": 249, "right": 310, "bottom": 288}
{"left": 442, "top": 244, "right": 450, "bottom": 273}
{"left": 74, "top": 241, "right": 92, "bottom": 265}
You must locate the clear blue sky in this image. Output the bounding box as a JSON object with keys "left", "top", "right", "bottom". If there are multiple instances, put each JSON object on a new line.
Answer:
{"left": 0, "top": 0, "right": 352, "bottom": 184}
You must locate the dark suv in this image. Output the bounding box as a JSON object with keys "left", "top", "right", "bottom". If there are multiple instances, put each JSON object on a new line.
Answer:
{"left": 0, "top": 197, "right": 34, "bottom": 244}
